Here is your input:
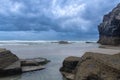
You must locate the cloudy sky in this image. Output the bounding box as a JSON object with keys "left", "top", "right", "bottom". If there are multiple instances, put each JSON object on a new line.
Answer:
{"left": 0, "top": 0, "right": 119, "bottom": 40}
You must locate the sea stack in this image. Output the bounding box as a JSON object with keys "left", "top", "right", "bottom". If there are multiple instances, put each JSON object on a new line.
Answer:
{"left": 98, "top": 3, "right": 120, "bottom": 45}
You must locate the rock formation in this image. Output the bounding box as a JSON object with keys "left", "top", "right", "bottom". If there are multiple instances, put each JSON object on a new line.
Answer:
{"left": 75, "top": 52, "right": 120, "bottom": 80}
{"left": 0, "top": 48, "right": 50, "bottom": 77}
{"left": 21, "top": 58, "right": 50, "bottom": 72}
{"left": 60, "top": 51, "right": 120, "bottom": 80}
{"left": 60, "top": 56, "right": 80, "bottom": 80}
{"left": 58, "top": 41, "right": 70, "bottom": 44}
{"left": 0, "top": 49, "right": 22, "bottom": 76}
{"left": 98, "top": 3, "right": 120, "bottom": 45}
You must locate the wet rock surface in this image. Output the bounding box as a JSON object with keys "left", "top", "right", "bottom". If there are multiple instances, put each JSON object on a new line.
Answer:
{"left": 21, "top": 57, "right": 50, "bottom": 66}
{"left": 21, "top": 57, "right": 50, "bottom": 72}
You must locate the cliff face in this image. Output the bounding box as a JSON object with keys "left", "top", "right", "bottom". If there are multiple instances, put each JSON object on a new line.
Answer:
{"left": 98, "top": 3, "right": 120, "bottom": 45}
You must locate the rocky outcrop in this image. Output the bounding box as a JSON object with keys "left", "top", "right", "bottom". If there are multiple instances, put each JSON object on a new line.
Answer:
{"left": 0, "top": 48, "right": 50, "bottom": 77}
{"left": 60, "top": 56, "right": 80, "bottom": 80}
{"left": 98, "top": 3, "right": 120, "bottom": 45}
{"left": 0, "top": 49, "right": 22, "bottom": 76}
{"left": 75, "top": 52, "right": 120, "bottom": 80}
{"left": 60, "top": 51, "right": 120, "bottom": 80}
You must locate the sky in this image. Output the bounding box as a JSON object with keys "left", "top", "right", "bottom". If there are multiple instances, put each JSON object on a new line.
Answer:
{"left": 0, "top": 0, "right": 120, "bottom": 40}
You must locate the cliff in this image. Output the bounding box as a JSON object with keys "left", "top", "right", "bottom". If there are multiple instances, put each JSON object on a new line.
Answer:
{"left": 98, "top": 3, "right": 120, "bottom": 45}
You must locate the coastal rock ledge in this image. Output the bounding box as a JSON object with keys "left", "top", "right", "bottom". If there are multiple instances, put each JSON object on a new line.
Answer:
{"left": 98, "top": 3, "right": 120, "bottom": 45}
{"left": 60, "top": 51, "right": 120, "bottom": 80}
{"left": 0, "top": 48, "right": 21, "bottom": 76}
{"left": 0, "top": 48, "right": 50, "bottom": 77}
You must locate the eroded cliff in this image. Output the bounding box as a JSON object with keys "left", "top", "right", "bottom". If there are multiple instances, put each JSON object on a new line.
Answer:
{"left": 98, "top": 3, "right": 120, "bottom": 45}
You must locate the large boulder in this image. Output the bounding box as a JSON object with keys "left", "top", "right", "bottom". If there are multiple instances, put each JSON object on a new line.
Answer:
{"left": 75, "top": 52, "right": 120, "bottom": 80}
{"left": 60, "top": 50, "right": 120, "bottom": 80}
{"left": 60, "top": 56, "right": 80, "bottom": 80}
{"left": 0, "top": 49, "right": 22, "bottom": 76}
{"left": 60, "top": 56, "right": 80, "bottom": 73}
{"left": 98, "top": 3, "right": 120, "bottom": 45}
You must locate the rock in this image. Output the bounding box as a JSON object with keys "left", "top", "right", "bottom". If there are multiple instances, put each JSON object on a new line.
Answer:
{"left": 60, "top": 56, "right": 81, "bottom": 80}
{"left": 21, "top": 57, "right": 50, "bottom": 72}
{"left": 86, "top": 42, "right": 96, "bottom": 44}
{"left": 58, "top": 41, "right": 69, "bottom": 44}
{"left": 75, "top": 52, "right": 120, "bottom": 80}
{"left": 0, "top": 49, "right": 22, "bottom": 76}
{"left": 0, "top": 48, "right": 50, "bottom": 77}
{"left": 22, "top": 65, "right": 45, "bottom": 72}
{"left": 51, "top": 41, "right": 72, "bottom": 44}
{"left": 62, "top": 72, "right": 75, "bottom": 80}
{"left": 98, "top": 3, "right": 120, "bottom": 45}
{"left": 21, "top": 57, "right": 50, "bottom": 66}
{"left": 60, "top": 56, "right": 80, "bottom": 73}
{"left": 60, "top": 51, "right": 120, "bottom": 80}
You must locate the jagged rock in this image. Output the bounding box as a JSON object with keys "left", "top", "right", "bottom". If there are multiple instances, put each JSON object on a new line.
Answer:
{"left": 98, "top": 3, "right": 120, "bottom": 45}
{"left": 60, "top": 56, "right": 80, "bottom": 80}
{"left": 60, "top": 51, "right": 120, "bottom": 80}
{"left": 0, "top": 49, "right": 22, "bottom": 76}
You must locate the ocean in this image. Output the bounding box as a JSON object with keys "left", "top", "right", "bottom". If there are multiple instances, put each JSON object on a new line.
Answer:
{"left": 0, "top": 40, "right": 99, "bottom": 80}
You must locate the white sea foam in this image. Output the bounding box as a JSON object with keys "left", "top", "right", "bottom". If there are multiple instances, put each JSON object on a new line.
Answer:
{"left": 0, "top": 40, "right": 97, "bottom": 46}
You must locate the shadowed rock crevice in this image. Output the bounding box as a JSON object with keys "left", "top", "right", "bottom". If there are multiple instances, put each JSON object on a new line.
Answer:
{"left": 85, "top": 74, "right": 103, "bottom": 80}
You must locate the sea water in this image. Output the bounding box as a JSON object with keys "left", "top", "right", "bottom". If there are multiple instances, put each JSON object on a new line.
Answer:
{"left": 0, "top": 41, "right": 99, "bottom": 80}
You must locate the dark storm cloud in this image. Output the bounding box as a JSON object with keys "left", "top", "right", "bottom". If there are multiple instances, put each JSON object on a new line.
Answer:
{"left": 0, "top": 0, "right": 119, "bottom": 40}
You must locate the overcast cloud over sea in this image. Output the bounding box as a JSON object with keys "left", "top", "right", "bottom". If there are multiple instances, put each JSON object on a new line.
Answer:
{"left": 0, "top": 0, "right": 119, "bottom": 40}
